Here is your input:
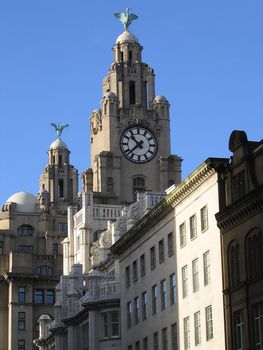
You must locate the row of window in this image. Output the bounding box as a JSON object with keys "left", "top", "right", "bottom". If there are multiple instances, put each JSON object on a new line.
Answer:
{"left": 179, "top": 205, "right": 208, "bottom": 248}
{"left": 17, "top": 223, "right": 66, "bottom": 236}
{"left": 184, "top": 306, "right": 213, "bottom": 349}
{"left": 0, "top": 242, "right": 59, "bottom": 256}
{"left": 125, "top": 233, "right": 174, "bottom": 287}
{"left": 128, "top": 323, "right": 177, "bottom": 350}
{"left": 18, "top": 287, "right": 55, "bottom": 305}
{"left": 36, "top": 266, "right": 53, "bottom": 276}
{"left": 182, "top": 251, "right": 210, "bottom": 298}
{"left": 233, "top": 302, "right": 263, "bottom": 350}
{"left": 127, "top": 274, "right": 176, "bottom": 328}
{"left": 229, "top": 228, "right": 263, "bottom": 288}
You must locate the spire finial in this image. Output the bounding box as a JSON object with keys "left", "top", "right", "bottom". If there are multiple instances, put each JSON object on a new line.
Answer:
{"left": 50, "top": 123, "right": 69, "bottom": 139}
{"left": 114, "top": 8, "right": 138, "bottom": 32}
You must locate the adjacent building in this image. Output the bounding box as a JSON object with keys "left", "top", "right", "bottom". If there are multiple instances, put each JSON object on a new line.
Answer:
{"left": 0, "top": 134, "right": 78, "bottom": 350}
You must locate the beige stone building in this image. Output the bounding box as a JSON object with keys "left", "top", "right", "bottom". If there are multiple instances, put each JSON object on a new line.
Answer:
{"left": 210, "top": 130, "right": 263, "bottom": 350}
{"left": 112, "top": 160, "right": 226, "bottom": 350}
{"left": 0, "top": 135, "right": 78, "bottom": 350}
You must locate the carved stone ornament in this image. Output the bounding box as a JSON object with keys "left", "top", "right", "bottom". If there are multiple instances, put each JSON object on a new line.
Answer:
{"left": 115, "top": 214, "right": 128, "bottom": 236}
{"left": 99, "top": 229, "right": 112, "bottom": 249}
{"left": 90, "top": 241, "right": 100, "bottom": 257}
{"left": 90, "top": 110, "right": 102, "bottom": 135}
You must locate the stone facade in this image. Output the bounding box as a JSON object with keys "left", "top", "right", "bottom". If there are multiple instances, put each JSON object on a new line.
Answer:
{"left": 211, "top": 130, "right": 263, "bottom": 350}
{"left": 0, "top": 137, "right": 78, "bottom": 350}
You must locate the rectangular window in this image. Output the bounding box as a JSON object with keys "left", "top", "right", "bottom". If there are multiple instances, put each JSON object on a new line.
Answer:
{"left": 126, "top": 266, "right": 131, "bottom": 287}
{"left": 0, "top": 241, "right": 3, "bottom": 255}
{"left": 171, "top": 323, "right": 178, "bottom": 350}
{"left": 200, "top": 206, "right": 208, "bottom": 231}
{"left": 203, "top": 251, "right": 210, "bottom": 286}
{"left": 18, "top": 287, "right": 25, "bottom": 304}
{"left": 252, "top": 302, "right": 263, "bottom": 349}
{"left": 135, "top": 341, "right": 140, "bottom": 350}
{"left": 158, "top": 239, "right": 165, "bottom": 263}
{"left": 179, "top": 222, "right": 186, "bottom": 247}
{"left": 190, "top": 214, "right": 197, "bottom": 239}
{"left": 53, "top": 243, "right": 58, "bottom": 256}
{"left": 192, "top": 258, "right": 199, "bottom": 292}
{"left": 206, "top": 306, "right": 213, "bottom": 341}
{"left": 170, "top": 273, "right": 176, "bottom": 305}
{"left": 102, "top": 313, "right": 108, "bottom": 338}
{"left": 133, "top": 260, "right": 138, "bottom": 281}
{"left": 162, "top": 328, "right": 168, "bottom": 350}
{"left": 152, "top": 285, "right": 158, "bottom": 315}
{"left": 143, "top": 337, "right": 148, "bottom": 350}
{"left": 184, "top": 317, "right": 190, "bottom": 349}
{"left": 128, "top": 346, "right": 132, "bottom": 350}
{"left": 182, "top": 265, "right": 188, "bottom": 298}
{"left": 46, "top": 290, "right": 55, "bottom": 304}
{"left": 34, "top": 289, "right": 44, "bottom": 304}
{"left": 58, "top": 222, "right": 68, "bottom": 233}
{"left": 140, "top": 254, "right": 146, "bottom": 276}
{"left": 233, "top": 310, "right": 244, "bottom": 350}
{"left": 160, "top": 279, "right": 167, "bottom": 310}
{"left": 18, "top": 312, "right": 25, "bottom": 331}
{"left": 153, "top": 332, "right": 159, "bottom": 350}
{"left": 18, "top": 339, "right": 25, "bottom": 350}
{"left": 127, "top": 302, "right": 132, "bottom": 328}
{"left": 194, "top": 311, "right": 201, "bottom": 345}
{"left": 150, "top": 246, "right": 156, "bottom": 269}
{"left": 110, "top": 311, "right": 119, "bottom": 337}
{"left": 134, "top": 296, "right": 140, "bottom": 324}
{"left": 167, "top": 232, "right": 174, "bottom": 256}
{"left": 142, "top": 291, "right": 147, "bottom": 320}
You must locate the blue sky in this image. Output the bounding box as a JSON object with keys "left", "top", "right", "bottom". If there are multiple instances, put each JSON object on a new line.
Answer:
{"left": 0, "top": 0, "right": 262, "bottom": 205}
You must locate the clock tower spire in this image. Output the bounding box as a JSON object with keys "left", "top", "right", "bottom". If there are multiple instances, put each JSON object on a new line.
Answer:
{"left": 87, "top": 11, "right": 182, "bottom": 204}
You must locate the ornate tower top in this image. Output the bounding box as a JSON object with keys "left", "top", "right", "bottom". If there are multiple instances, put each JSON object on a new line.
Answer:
{"left": 114, "top": 8, "right": 138, "bottom": 32}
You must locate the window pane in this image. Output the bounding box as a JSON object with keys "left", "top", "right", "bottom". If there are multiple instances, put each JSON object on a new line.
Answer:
{"left": 184, "top": 317, "right": 190, "bottom": 349}
{"left": 180, "top": 223, "right": 186, "bottom": 247}
{"left": 182, "top": 265, "right": 188, "bottom": 298}
{"left": 190, "top": 215, "right": 197, "bottom": 239}
{"left": 170, "top": 273, "right": 176, "bottom": 305}
{"left": 192, "top": 258, "right": 199, "bottom": 292}
{"left": 200, "top": 206, "right": 208, "bottom": 231}
{"left": 203, "top": 251, "right": 211, "bottom": 286}
{"left": 194, "top": 311, "right": 201, "bottom": 345}
{"left": 206, "top": 306, "right": 213, "bottom": 341}
{"left": 167, "top": 232, "right": 174, "bottom": 256}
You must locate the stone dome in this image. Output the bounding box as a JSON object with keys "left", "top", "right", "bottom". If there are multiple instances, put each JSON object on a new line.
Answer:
{"left": 50, "top": 138, "right": 68, "bottom": 150}
{"left": 6, "top": 192, "right": 39, "bottom": 213}
{"left": 103, "top": 91, "right": 118, "bottom": 99}
{"left": 153, "top": 95, "right": 168, "bottom": 103}
{"left": 116, "top": 31, "right": 138, "bottom": 44}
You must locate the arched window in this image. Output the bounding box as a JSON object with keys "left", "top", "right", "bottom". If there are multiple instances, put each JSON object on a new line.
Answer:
{"left": 106, "top": 177, "right": 114, "bottom": 193}
{"left": 18, "top": 225, "right": 33, "bottom": 237}
{"left": 228, "top": 240, "right": 240, "bottom": 288}
{"left": 133, "top": 176, "right": 146, "bottom": 201}
{"left": 246, "top": 228, "right": 263, "bottom": 279}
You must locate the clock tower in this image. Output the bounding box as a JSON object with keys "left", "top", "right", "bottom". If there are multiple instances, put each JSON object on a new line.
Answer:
{"left": 86, "top": 14, "right": 182, "bottom": 204}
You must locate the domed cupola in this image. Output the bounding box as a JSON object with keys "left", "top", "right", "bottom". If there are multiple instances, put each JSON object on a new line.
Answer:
{"left": 5, "top": 192, "right": 40, "bottom": 213}
{"left": 152, "top": 95, "right": 170, "bottom": 120}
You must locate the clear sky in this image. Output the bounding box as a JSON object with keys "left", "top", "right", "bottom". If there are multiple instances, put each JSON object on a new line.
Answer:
{"left": 0, "top": 0, "right": 262, "bottom": 205}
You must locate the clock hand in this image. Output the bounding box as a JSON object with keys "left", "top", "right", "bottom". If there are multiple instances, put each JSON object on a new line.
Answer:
{"left": 131, "top": 135, "right": 144, "bottom": 149}
{"left": 125, "top": 140, "right": 144, "bottom": 155}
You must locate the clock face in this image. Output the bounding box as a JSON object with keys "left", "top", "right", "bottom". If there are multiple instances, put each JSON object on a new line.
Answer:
{"left": 120, "top": 126, "right": 158, "bottom": 163}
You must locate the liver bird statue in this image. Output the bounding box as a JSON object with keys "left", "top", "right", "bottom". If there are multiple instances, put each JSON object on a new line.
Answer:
{"left": 50, "top": 123, "right": 69, "bottom": 138}
{"left": 114, "top": 8, "right": 138, "bottom": 31}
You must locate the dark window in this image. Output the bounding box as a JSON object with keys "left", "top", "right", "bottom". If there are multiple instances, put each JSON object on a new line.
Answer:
{"left": 134, "top": 296, "right": 139, "bottom": 324}
{"left": 160, "top": 279, "right": 167, "bottom": 310}
{"left": 170, "top": 273, "right": 176, "bottom": 305}
{"left": 133, "top": 260, "right": 138, "bottom": 281}
{"left": 18, "top": 287, "right": 25, "bottom": 303}
{"left": 252, "top": 302, "right": 263, "bottom": 349}
{"left": 129, "top": 81, "right": 136, "bottom": 105}
{"left": 152, "top": 285, "right": 157, "bottom": 315}
{"left": 135, "top": 341, "right": 140, "bottom": 350}
{"left": 58, "top": 179, "right": 64, "bottom": 198}
{"left": 127, "top": 302, "right": 132, "bottom": 328}
{"left": 18, "top": 339, "right": 25, "bottom": 350}
{"left": 53, "top": 243, "right": 58, "bottom": 256}
{"left": 36, "top": 266, "right": 53, "bottom": 276}
{"left": 126, "top": 266, "right": 130, "bottom": 287}
{"left": 46, "top": 290, "right": 55, "bottom": 304}
{"left": 58, "top": 223, "right": 67, "bottom": 233}
{"left": 0, "top": 241, "right": 3, "bottom": 255}
{"left": 162, "top": 328, "right": 168, "bottom": 350}
{"left": 143, "top": 337, "right": 148, "bottom": 350}
{"left": 133, "top": 177, "right": 145, "bottom": 201}
{"left": 247, "top": 229, "right": 263, "bottom": 279}
{"left": 142, "top": 291, "right": 147, "bottom": 320}
{"left": 150, "top": 246, "right": 156, "bottom": 269}
{"left": 18, "top": 245, "right": 33, "bottom": 252}
{"left": 120, "top": 51, "right": 124, "bottom": 62}
{"left": 158, "top": 239, "right": 165, "bottom": 263}
{"left": 18, "top": 225, "right": 33, "bottom": 236}
{"left": 140, "top": 254, "right": 146, "bottom": 276}
{"left": 228, "top": 241, "right": 240, "bottom": 288}
{"left": 153, "top": 332, "right": 159, "bottom": 350}
{"left": 34, "top": 289, "right": 44, "bottom": 304}
{"left": 106, "top": 177, "right": 114, "bottom": 193}
{"left": 233, "top": 170, "right": 246, "bottom": 201}
{"left": 129, "top": 51, "right": 133, "bottom": 64}
{"left": 171, "top": 323, "right": 178, "bottom": 350}
{"left": 102, "top": 311, "right": 120, "bottom": 338}
{"left": 167, "top": 232, "right": 174, "bottom": 256}
{"left": 233, "top": 310, "right": 244, "bottom": 350}
{"left": 18, "top": 312, "right": 25, "bottom": 331}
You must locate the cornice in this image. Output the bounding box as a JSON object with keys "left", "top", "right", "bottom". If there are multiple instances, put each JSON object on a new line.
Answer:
{"left": 111, "top": 161, "right": 216, "bottom": 256}
{"left": 216, "top": 185, "right": 263, "bottom": 233}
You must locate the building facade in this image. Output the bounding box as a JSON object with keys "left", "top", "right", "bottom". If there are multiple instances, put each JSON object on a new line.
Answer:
{"left": 112, "top": 161, "right": 226, "bottom": 350}
{"left": 0, "top": 135, "right": 78, "bottom": 350}
{"left": 211, "top": 130, "right": 263, "bottom": 350}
